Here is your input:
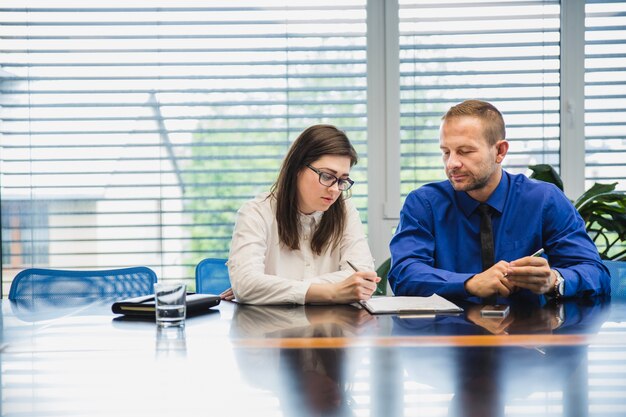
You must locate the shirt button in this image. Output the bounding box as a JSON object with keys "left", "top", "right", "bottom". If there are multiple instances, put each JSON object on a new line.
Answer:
{"left": 304, "top": 235, "right": 309, "bottom": 240}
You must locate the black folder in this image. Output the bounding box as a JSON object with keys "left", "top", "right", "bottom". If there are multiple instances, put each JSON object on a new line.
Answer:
{"left": 111, "top": 293, "right": 220, "bottom": 317}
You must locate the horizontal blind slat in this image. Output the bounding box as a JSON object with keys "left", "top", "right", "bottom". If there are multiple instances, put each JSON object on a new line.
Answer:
{"left": 0, "top": 1, "right": 369, "bottom": 282}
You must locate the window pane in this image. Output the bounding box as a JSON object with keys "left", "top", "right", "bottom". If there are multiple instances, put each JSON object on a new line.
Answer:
{"left": 0, "top": 0, "right": 368, "bottom": 291}
{"left": 398, "top": 0, "right": 560, "bottom": 200}
{"left": 584, "top": 0, "right": 626, "bottom": 260}
{"left": 585, "top": 0, "right": 626, "bottom": 191}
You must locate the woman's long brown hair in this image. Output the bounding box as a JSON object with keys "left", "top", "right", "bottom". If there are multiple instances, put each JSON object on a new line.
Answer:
{"left": 270, "top": 125, "right": 358, "bottom": 255}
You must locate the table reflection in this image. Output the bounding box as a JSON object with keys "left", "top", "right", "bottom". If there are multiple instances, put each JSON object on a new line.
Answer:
{"left": 392, "top": 297, "right": 611, "bottom": 417}
{"left": 1, "top": 295, "right": 622, "bottom": 417}
{"left": 231, "top": 304, "right": 374, "bottom": 417}
{"left": 9, "top": 296, "right": 106, "bottom": 322}
{"left": 155, "top": 325, "right": 187, "bottom": 358}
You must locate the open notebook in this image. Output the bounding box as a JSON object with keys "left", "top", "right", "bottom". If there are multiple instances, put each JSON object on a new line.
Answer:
{"left": 360, "top": 294, "right": 463, "bottom": 315}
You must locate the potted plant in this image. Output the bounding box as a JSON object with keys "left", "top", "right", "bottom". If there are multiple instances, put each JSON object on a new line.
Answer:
{"left": 529, "top": 164, "right": 626, "bottom": 261}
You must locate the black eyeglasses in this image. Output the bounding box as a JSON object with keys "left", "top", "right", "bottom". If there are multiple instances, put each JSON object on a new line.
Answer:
{"left": 305, "top": 164, "right": 354, "bottom": 191}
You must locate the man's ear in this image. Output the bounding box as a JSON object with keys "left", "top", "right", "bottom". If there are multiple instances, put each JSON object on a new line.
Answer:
{"left": 495, "top": 140, "right": 508, "bottom": 164}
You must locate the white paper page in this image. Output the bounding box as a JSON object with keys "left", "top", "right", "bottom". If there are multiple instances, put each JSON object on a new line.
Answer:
{"left": 362, "top": 294, "right": 463, "bottom": 314}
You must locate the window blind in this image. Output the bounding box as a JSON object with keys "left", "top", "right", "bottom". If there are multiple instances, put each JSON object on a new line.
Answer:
{"left": 585, "top": 0, "right": 626, "bottom": 190}
{"left": 0, "top": 1, "right": 368, "bottom": 292}
{"left": 398, "top": 0, "right": 561, "bottom": 199}
{"left": 584, "top": 0, "right": 626, "bottom": 262}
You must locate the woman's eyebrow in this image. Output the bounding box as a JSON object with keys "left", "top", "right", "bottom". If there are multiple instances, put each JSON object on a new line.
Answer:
{"left": 318, "top": 167, "right": 350, "bottom": 177}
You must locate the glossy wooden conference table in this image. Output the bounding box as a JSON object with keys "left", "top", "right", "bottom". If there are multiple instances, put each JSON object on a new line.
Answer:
{"left": 1, "top": 296, "right": 625, "bottom": 417}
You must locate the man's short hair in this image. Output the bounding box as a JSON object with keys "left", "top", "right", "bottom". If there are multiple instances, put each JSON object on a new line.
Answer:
{"left": 442, "top": 100, "right": 506, "bottom": 146}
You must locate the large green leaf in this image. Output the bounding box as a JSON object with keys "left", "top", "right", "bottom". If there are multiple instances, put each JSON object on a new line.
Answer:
{"left": 528, "top": 164, "right": 564, "bottom": 190}
{"left": 528, "top": 166, "right": 626, "bottom": 260}
{"left": 590, "top": 215, "right": 623, "bottom": 233}
{"left": 375, "top": 257, "right": 391, "bottom": 295}
{"left": 578, "top": 197, "right": 626, "bottom": 220}
{"left": 574, "top": 182, "right": 618, "bottom": 209}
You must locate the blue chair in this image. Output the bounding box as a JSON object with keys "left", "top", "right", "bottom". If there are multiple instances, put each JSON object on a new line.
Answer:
{"left": 195, "top": 258, "right": 230, "bottom": 295}
{"left": 604, "top": 260, "right": 626, "bottom": 299}
{"left": 9, "top": 266, "right": 157, "bottom": 301}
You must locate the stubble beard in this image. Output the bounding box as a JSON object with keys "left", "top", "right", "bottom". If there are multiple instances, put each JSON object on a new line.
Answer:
{"left": 447, "top": 170, "right": 491, "bottom": 192}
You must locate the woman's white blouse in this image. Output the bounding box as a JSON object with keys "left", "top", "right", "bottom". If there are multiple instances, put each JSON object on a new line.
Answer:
{"left": 227, "top": 193, "right": 376, "bottom": 305}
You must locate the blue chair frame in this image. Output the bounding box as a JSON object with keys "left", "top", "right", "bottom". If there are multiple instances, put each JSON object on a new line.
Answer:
{"left": 9, "top": 266, "right": 157, "bottom": 301}
{"left": 195, "top": 258, "right": 230, "bottom": 295}
{"left": 604, "top": 260, "right": 626, "bottom": 299}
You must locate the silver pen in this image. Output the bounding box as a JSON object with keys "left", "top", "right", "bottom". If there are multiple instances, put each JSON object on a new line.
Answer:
{"left": 504, "top": 248, "right": 545, "bottom": 277}
{"left": 531, "top": 248, "right": 545, "bottom": 257}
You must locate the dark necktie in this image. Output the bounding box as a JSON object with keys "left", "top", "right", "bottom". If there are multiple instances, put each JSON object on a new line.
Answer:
{"left": 478, "top": 204, "right": 494, "bottom": 271}
{"left": 478, "top": 204, "right": 496, "bottom": 304}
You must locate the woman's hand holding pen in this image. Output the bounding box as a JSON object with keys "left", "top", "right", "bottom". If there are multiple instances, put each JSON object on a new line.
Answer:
{"left": 332, "top": 271, "right": 380, "bottom": 302}
{"left": 345, "top": 260, "right": 380, "bottom": 301}
{"left": 305, "top": 261, "right": 380, "bottom": 304}
{"left": 306, "top": 272, "right": 380, "bottom": 303}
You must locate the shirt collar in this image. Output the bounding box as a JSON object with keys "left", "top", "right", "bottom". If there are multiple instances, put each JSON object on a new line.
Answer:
{"left": 456, "top": 170, "right": 509, "bottom": 218}
{"left": 298, "top": 210, "right": 324, "bottom": 227}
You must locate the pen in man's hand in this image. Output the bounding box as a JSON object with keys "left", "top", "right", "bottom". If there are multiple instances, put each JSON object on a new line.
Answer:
{"left": 504, "top": 248, "right": 545, "bottom": 277}
{"left": 531, "top": 248, "right": 545, "bottom": 257}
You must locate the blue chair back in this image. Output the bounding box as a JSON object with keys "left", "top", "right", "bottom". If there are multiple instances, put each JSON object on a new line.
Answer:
{"left": 195, "top": 258, "right": 230, "bottom": 295}
{"left": 9, "top": 266, "right": 157, "bottom": 301}
{"left": 604, "top": 260, "right": 626, "bottom": 299}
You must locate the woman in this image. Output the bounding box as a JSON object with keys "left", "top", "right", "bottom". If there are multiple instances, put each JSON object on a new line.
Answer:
{"left": 223, "top": 124, "right": 380, "bottom": 305}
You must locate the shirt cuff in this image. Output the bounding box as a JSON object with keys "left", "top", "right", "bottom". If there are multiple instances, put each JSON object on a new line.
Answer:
{"left": 558, "top": 268, "right": 579, "bottom": 298}
{"left": 292, "top": 281, "right": 314, "bottom": 305}
{"left": 441, "top": 273, "right": 474, "bottom": 298}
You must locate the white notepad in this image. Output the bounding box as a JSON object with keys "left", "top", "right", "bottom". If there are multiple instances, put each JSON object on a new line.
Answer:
{"left": 360, "top": 294, "right": 463, "bottom": 315}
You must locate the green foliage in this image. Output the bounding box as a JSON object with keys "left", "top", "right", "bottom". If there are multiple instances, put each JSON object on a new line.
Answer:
{"left": 529, "top": 164, "right": 626, "bottom": 261}
{"left": 375, "top": 257, "right": 390, "bottom": 295}
{"left": 184, "top": 129, "right": 282, "bottom": 276}
{"left": 182, "top": 62, "right": 370, "bottom": 278}
{"left": 528, "top": 164, "right": 563, "bottom": 191}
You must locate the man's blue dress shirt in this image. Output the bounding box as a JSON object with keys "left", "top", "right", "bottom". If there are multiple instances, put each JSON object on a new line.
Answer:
{"left": 389, "top": 171, "right": 611, "bottom": 300}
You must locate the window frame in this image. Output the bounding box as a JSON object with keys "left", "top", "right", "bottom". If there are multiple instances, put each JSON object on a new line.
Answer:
{"left": 366, "top": 0, "right": 590, "bottom": 265}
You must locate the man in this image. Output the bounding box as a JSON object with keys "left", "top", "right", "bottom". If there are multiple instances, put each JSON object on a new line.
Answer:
{"left": 389, "top": 100, "right": 610, "bottom": 301}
